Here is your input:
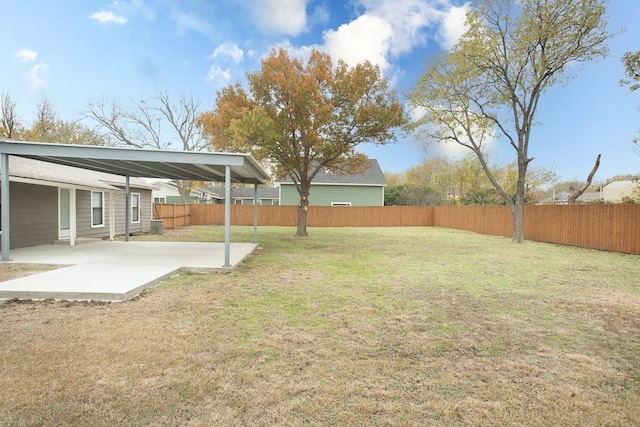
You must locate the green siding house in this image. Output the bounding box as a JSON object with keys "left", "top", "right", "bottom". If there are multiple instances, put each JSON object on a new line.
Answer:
{"left": 278, "top": 159, "right": 386, "bottom": 206}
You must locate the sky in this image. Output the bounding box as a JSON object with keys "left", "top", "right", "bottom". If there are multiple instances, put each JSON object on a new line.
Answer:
{"left": 1, "top": 0, "right": 638, "bottom": 182}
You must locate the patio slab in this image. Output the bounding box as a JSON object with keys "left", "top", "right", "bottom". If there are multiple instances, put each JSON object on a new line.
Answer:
{"left": 0, "top": 241, "right": 257, "bottom": 301}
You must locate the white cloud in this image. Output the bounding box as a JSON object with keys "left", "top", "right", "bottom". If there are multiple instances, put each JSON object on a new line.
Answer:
{"left": 436, "top": 3, "right": 470, "bottom": 50}
{"left": 210, "top": 43, "right": 244, "bottom": 64}
{"left": 253, "top": 0, "right": 308, "bottom": 36}
{"left": 15, "top": 49, "right": 38, "bottom": 63}
{"left": 26, "top": 61, "right": 49, "bottom": 89}
{"left": 260, "top": 1, "right": 471, "bottom": 79}
{"left": 359, "top": 0, "right": 441, "bottom": 56}
{"left": 206, "top": 65, "right": 231, "bottom": 83}
{"left": 320, "top": 0, "right": 455, "bottom": 73}
{"left": 90, "top": 11, "right": 128, "bottom": 25}
{"left": 174, "top": 10, "right": 214, "bottom": 37}
{"left": 268, "top": 39, "right": 319, "bottom": 63}
{"left": 408, "top": 103, "right": 495, "bottom": 159}
{"left": 324, "top": 14, "right": 393, "bottom": 70}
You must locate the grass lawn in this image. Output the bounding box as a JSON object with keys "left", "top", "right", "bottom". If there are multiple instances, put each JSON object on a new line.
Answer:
{"left": 1, "top": 226, "right": 638, "bottom": 426}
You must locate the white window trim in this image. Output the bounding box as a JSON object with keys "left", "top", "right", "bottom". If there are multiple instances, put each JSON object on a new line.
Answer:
{"left": 91, "top": 191, "right": 105, "bottom": 228}
{"left": 131, "top": 193, "right": 141, "bottom": 224}
{"left": 153, "top": 196, "right": 166, "bottom": 204}
{"left": 331, "top": 202, "right": 352, "bottom": 206}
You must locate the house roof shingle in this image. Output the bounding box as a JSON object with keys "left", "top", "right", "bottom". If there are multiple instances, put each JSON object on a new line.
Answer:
{"left": 4, "top": 156, "right": 153, "bottom": 191}
{"left": 278, "top": 159, "right": 387, "bottom": 186}
{"left": 202, "top": 186, "right": 279, "bottom": 199}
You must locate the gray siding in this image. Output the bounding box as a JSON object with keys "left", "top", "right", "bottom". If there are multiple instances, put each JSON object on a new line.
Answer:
{"left": 3, "top": 183, "right": 58, "bottom": 249}
{"left": 76, "top": 188, "right": 152, "bottom": 238}
{"left": 0, "top": 184, "right": 154, "bottom": 250}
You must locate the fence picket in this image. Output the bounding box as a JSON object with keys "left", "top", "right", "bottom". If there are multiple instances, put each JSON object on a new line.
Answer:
{"left": 152, "top": 203, "right": 640, "bottom": 254}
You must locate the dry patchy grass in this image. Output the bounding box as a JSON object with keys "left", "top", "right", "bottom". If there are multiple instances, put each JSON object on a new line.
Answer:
{"left": 1, "top": 226, "right": 638, "bottom": 426}
{"left": 0, "top": 263, "right": 61, "bottom": 282}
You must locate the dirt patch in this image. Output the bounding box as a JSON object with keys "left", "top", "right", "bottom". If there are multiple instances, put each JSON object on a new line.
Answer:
{"left": 0, "top": 263, "right": 61, "bottom": 282}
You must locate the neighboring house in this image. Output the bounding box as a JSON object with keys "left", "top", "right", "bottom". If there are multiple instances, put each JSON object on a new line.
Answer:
{"left": 1, "top": 156, "right": 154, "bottom": 249}
{"left": 150, "top": 181, "right": 219, "bottom": 204}
{"left": 602, "top": 180, "right": 639, "bottom": 203}
{"left": 203, "top": 186, "right": 280, "bottom": 205}
{"left": 576, "top": 191, "right": 602, "bottom": 203}
{"left": 278, "top": 159, "right": 387, "bottom": 206}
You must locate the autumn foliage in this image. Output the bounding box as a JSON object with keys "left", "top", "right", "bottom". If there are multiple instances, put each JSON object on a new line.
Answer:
{"left": 198, "top": 48, "right": 405, "bottom": 236}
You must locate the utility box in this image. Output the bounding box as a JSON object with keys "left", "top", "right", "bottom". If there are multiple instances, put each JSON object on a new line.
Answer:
{"left": 150, "top": 220, "right": 164, "bottom": 235}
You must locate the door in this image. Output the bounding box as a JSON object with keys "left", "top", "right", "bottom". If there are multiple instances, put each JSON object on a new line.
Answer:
{"left": 59, "top": 188, "right": 70, "bottom": 239}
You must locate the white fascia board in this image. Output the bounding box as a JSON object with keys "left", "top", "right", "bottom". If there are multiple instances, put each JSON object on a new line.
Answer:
{"left": 11, "top": 176, "right": 122, "bottom": 192}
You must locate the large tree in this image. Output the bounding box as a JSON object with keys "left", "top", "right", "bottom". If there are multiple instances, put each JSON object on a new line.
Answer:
{"left": 85, "top": 91, "right": 207, "bottom": 202}
{"left": 21, "top": 96, "right": 107, "bottom": 146}
{"left": 409, "top": 0, "right": 609, "bottom": 242}
{"left": 621, "top": 51, "right": 640, "bottom": 92}
{"left": 0, "top": 91, "right": 23, "bottom": 138}
{"left": 199, "top": 48, "right": 405, "bottom": 237}
{"left": 621, "top": 50, "right": 640, "bottom": 150}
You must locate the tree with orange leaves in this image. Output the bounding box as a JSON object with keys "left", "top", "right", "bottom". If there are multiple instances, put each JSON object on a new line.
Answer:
{"left": 199, "top": 48, "right": 405, "bottom": 237}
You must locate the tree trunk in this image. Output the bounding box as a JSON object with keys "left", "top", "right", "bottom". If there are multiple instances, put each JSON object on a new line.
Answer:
{"left": 295, "top": 185, "right": 310, "bottom": 237}
{"left": 511, "top": 202, "right": 525, "bottom": 243}
{"left": 176, "top": 180, "right": 194, "bottom": 204}
{"left": 512, "top": 155, "right": 528, "bottom": 243}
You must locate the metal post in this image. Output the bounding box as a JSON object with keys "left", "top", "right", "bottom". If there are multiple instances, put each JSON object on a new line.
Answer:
{"left": 1, "top": 153, "right": 10, "bottom": 261}
{"left": 125, "top": 176, "right": 130, "bottom": 242}
{"left": 69, "top": 189, "right": 76, "bottom": 246}
{"left": 109, "top": 192, "right": 115, "bottom": 240}
{"left": 224, "top": 165, "right": 231, "bottom": 267}
{"left": 253, "top": 182, "right": 258, "bottom": 244}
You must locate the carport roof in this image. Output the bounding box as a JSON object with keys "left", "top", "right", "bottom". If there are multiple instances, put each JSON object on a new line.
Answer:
{"left": 0, "top": 139, "right": 270, "bottom": 184}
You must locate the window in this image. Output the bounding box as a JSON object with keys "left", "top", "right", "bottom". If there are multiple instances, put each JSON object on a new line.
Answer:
{"left": 131, "top": 193, "right": 140, "bottom": 223}
{"left": 153, "top": 197, "right": 165, "bottom": 204}
{"left": 91, "top": 191, "right": 104, "bottom": 227}
{"left": 331, "top": 202, "right": 352, "bottom": 206}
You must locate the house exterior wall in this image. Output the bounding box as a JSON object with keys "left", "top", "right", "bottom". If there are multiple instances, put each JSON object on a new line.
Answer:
{"left": 231, "top": 198, "right": 279, "bottom": 206}
{"left": 5, "top": 182, "right": 58, "bottom": 249}
{"left": 1, "top": 183, "right": 153, "bottom": 250}
{"left": 76, "top": 188, "right": 152, "bottom": 238}
{"left": 152, "top": 183, "right": 201, "bottom": 204}
{"left": 280, "top": 184, "right": 384, "bottom": 206}
{"left": 602, "top": 181, "right": 638, "bottom": 203}
{"left": 164, "top": 195, "right": 197, "bottom": 204}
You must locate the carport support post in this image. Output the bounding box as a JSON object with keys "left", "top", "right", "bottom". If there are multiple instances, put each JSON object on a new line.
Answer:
{"left": 125, "top": 176, "right": 130, "bottom": 242}
{"left": 253, "top": 183, "right": 258, "bottom": 244}
{"left": 69, "top": 189, "right": 76, "bottom": 246}
{"left": 224, "top": 165, "right": 231, "bottom": 268}
{"left": 1, "top": 153, "right": 10, "bottom": 261}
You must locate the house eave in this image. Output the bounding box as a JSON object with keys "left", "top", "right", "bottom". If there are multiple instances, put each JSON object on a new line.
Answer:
{"left": 10, "top": 176, "right": 123, "bottom": 192}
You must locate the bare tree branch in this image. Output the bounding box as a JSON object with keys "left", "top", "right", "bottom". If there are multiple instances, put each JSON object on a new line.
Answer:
{"left": 568, "top": 154, "right": 601, "bottom": 204}
{"left": 0, "top": 91, "right": 21, "bottom": 138}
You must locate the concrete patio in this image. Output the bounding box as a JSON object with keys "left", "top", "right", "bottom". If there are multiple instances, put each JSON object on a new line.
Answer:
{"left": 0, "top": 240, "right": 257, "bottom": 301}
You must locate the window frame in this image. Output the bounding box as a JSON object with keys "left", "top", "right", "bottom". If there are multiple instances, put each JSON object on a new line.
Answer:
{"left": 131, "top": 192, "right": 141, "bottom": 224}
{"left": 91, "top": 191, "right": 105, "bottom": 228}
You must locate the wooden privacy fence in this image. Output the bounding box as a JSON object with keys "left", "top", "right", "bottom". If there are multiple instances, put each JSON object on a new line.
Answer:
{"left": 153, "top": 204, "right": 191, "bottom": 230}
{"left": 154, "top": 203, "right": 640, "bottom": 254}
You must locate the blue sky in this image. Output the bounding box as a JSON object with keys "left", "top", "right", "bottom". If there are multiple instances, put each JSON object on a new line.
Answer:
{"left": 1, "top": 0, "right": 638, "bottom": 182}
